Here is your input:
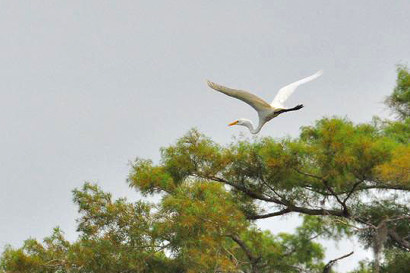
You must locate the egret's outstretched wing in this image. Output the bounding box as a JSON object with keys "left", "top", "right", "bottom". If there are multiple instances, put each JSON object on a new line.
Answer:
{"left": 207, "top": 80, "right": 271, "bottom": 112}
{"left": 271, "top": 70, "right": 323, "bottom": 108}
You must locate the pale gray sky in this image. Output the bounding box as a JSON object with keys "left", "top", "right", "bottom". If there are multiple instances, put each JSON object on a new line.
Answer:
{"left": 0, "top": 1, "right": 409, "bottom": 271}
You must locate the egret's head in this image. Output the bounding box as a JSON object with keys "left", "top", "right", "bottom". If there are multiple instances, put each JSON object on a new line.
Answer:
{"left": 228, "top": 119, "right": 251, "bottom": 127}
{"left": 228, "top": 118, "right": 260, "bottom": 134}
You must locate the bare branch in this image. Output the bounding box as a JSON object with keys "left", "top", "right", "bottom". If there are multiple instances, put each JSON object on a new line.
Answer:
{"left": 227, "top": 234, "right": 261, "bottom": 267}
{"left": 342, "top": 180, "right": 364, "bottom": 204}
{"left": 388, "top": 229, "right": 410, "bottom": 251}
{"left": 209, "top": 176, "right": 346, "bottom": 218}
{"left": 209, "top": 176, "right": 280, "bottom": 203}
{"left": 323, "top": 180, "right": 350, "bottom": 217}
{"left": 323, "top": 251, "right": 354, "bottom": 273}
{"left": 294, "top": 169, "right": 350, "bottom": 216}
{"left": 247, "top": 208, "right": 291, "bottom": 220}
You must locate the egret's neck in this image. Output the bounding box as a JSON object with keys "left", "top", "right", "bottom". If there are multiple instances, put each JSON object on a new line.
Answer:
{"left": 242, "top": 120, "right": 264, "bottom": 134}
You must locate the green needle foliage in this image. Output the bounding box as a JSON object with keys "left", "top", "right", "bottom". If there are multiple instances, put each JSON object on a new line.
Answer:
{"left": 385, "top": 65, "right": 410, "bottom": 120}
{"left": 1, "top": 67, "right": 409, "bottom": 273}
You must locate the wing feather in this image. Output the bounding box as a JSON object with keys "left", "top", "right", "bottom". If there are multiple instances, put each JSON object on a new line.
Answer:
{"left": 207, "top": 80, "right": 271, "bottom": 112}
{"left": 271, "top": 70, "right": 323, "bottom": 108}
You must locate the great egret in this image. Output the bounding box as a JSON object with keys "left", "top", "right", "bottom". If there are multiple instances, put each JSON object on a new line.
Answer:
{"left": 207, "top": 70, "right": 323, "bottom": 134}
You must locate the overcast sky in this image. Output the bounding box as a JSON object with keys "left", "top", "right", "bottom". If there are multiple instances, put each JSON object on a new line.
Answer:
{"left": 0, "top": 1, "right": 409, "bottom": 271}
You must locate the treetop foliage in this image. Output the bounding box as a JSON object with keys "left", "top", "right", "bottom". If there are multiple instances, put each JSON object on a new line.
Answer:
{"left": 385, "top": 65, "right": 410, "bottom": 120}
{"left": 1, "top": 67, "right": 409, "bottom": 272}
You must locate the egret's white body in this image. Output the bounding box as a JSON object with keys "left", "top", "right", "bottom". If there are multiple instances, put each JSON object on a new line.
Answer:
{"left": 207, "top": 70, "right": 323, "bottom": 134}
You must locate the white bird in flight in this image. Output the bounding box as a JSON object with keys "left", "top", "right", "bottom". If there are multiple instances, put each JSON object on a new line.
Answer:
{"left": 207, "top": 70, "right": 323, "bottom": 134}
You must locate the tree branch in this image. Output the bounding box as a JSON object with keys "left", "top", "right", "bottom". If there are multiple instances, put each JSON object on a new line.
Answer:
{"left": 342, "top": 180, "right": 364, "bottom": 204}
{"left": 247, "top": 208, "right": 291, "bottom": 220}
{"left": 209, "top": 176, "right": 346, "bottom": 218}
{"left": 323, "top": 180, "right": 350, "bottom": 217}
{"left": 388, "top": 229, "right": 410, "bottom": 251}
{"left": 209, "top": 176, "right": 282, "bottom": 203}
{"left": 287, "top": 204, "right": 345, "bottom": 217}
{"left": 294, "top": 169, "right": 350, "bottom": 216}
{"left": 294, "top": 169, "right": 323, "bottom": 180}
{"left": 323, "top": 251, "right": 354, "bottom": 273}
{"left": 227, "top": 234, "right": 261, "bottom": 269}
{"left": 303, "top": 183, "right": 409, "bottom": 197}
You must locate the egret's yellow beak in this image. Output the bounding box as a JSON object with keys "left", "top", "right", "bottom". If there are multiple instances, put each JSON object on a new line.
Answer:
{"left": 228, "top": 120, "right": 239, "bottom": 126}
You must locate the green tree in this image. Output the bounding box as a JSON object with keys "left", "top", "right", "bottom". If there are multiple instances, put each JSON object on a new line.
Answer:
{"left": 128, "top": 116, "right": 408, "bottom": 272}
{"left": 2, "top": 67, "right": 409, "bottom": 272}
{"left": 1, "top": 183, "right": 178, "bottom": 273}
{"left": 1, "top": 182, "right": 330, "bottom": 273}
{"left": 385, "top": 65, "right": 410, "bottom": 120}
